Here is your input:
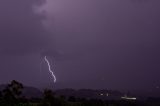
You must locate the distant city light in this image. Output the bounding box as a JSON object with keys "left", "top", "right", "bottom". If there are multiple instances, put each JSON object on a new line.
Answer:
{"left": 100, "top": 93, "right": 109, "bottom": 96}
{"left": 121, "top": 96, "right": 137, "bottom": 100}
{"left": 100, "top": 93, "right": 104, "bottom": 96}
{"left": 106, "top": 93, "right": 109, "bottom": 96}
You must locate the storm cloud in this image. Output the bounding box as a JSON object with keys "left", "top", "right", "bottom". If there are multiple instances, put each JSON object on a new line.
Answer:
{"left": 0, "top": 0, "right": 160, "bottom": 90}
{"left": 43, "top": 0, "right": 160, "bottom": 89}
{"left": 0, "top": 0, "right": 54, "bottom": 56}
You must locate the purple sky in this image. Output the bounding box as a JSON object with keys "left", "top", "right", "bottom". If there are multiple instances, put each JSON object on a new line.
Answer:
{"left": 0, "top": 0, "right": 160, "bottom": 90}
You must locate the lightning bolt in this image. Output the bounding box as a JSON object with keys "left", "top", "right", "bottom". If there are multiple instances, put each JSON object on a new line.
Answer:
{"left": 44, "top": 56, "right": 57, "bottom": 83}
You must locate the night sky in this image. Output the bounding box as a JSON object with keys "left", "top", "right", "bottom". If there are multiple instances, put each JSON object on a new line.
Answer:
{"left": 0, "top": 0, "right": 160, "bottom": 90}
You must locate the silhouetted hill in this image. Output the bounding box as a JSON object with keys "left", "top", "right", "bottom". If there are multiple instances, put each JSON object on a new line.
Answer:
{"left": 0, "top": 84, "right": 43, "bottom": 98}
{"left": 54, "top": 89, "right": 123, "bottom": 100}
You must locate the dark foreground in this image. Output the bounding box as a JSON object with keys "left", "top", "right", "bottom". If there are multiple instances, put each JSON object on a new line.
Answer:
{"left": 0, "top": 99, "right": 160, "bottom": 106}
{"left": 0, "top": 80, "right": 160, "bottom": 106}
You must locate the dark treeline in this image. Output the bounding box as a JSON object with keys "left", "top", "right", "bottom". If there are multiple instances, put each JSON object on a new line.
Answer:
{"left": 0, "top": 80, "right": 160, "bottom": 106}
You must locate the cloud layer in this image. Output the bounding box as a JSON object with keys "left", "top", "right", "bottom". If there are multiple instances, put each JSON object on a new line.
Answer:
{"left": 0, "top": 0, "right": 54, "bottom": 56}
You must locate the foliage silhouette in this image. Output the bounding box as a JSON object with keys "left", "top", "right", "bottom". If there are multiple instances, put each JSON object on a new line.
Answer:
{"left": 1, "top": 80, "right": 23, "bottom": 105}
{"left": 0, "top": 80, "right": 160, "bottom": 106}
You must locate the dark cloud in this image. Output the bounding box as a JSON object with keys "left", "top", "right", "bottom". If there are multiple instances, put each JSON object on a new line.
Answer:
{"left": 0, "top": 0, "right": 160, "bottom": 90}
{"left": 0, "top": 0, "right": 54, "bottom": 56}
{"left": 42, "top": 0, "right": 160, "bottom": 89}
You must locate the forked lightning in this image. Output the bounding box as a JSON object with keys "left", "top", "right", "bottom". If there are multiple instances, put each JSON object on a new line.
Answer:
{"left": 44, "top": 56, "right": 56, "bottom": 83}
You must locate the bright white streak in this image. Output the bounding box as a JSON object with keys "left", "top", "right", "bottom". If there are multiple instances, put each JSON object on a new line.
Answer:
{"left": 121, "top": 96, "right": 137, "bottom": 100}
{"left": 44, "top": 56, "right": 56, "bottom": 83}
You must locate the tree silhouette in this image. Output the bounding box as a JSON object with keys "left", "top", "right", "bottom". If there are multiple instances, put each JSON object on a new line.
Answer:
{"left": 10, "top": 80, "right": 23, "bottom": 97}
{"left": 2, "top": 80, "right": 23, "bottom": 103}
{"left": 68, "top": 96, "right": 76, "bottom": 102}
{"left": 42, "top": 89, "right": 55, "bottom": 106}
{"left": 0, "top": 91, "right": 2, "bottom": 101}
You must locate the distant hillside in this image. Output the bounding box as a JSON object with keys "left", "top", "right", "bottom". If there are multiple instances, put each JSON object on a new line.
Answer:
{"left": 0, "top": 84, "right": 124, "bottom": 100}
{"left": 54, "top": 89, "right": 123, "bottom": 100}
{"left": 1, "top": 83, "right": 159, "bottom": 100}
{"left": 0, "top": 84, "right": 43, "bottom": 98}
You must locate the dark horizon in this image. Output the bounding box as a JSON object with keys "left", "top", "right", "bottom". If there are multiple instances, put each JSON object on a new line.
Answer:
{"left": 0, "top": 0, "right": 160, "bottom": 91}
